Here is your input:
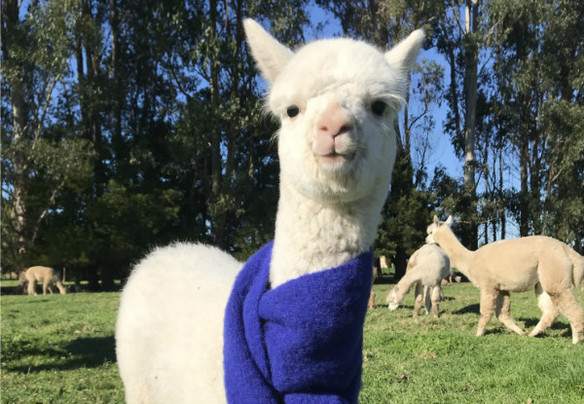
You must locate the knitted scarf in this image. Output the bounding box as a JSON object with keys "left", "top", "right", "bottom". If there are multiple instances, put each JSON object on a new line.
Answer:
{"left": 223, "top": 241, "right": 373, "bottom": 404}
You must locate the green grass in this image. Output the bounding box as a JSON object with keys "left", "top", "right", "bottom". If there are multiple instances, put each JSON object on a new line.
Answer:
{"left": 362, "top": 283, "right": 584, "bottom": 404}
{"left": 2, "top": 282, "right": 583, "bottom": 403}
{"left": 1, "top": 292, "right": 122, "bottom": 404}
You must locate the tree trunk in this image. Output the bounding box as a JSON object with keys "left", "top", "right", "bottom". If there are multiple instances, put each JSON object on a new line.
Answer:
{"left": 3, "top": 0, "right": 28, "bottom": 256}
{"left": 519, "top": 124, "right": 530, "bottom": 236}
{"left": 207, "top": 0, "right": 227, "bottom": 248}
{"left": 76, "top": 0, "right": 113, "bottom": 290}
{"left": 447, "top": 47, "right": 461, "bottom": 139}
{"left": 529, "top": 136, "right": 542, "bottom": 235}
{"left": 110, "top": 0, "right": 123, "bottom": 154}
{"left": 11, "top": 95, "right": 28, "bottom": 256}
{"left": 392, "top": 246, "right": 408, "bottom": 282}
{"left": 462, "top": 0, "right": 479, "bottom": 250}
{"left": 498, "top": 145, "right": 506, "bottom": 239}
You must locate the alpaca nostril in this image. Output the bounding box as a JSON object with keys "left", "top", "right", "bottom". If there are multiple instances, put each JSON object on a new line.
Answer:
{"left": 316, "top": 103, "right": 352, "bottom": 141}
{"left": 336, "top": 124, "right": 351, "bottom": 136}
{"left": 318, "top": 120, "right": 352, "bottom": 138}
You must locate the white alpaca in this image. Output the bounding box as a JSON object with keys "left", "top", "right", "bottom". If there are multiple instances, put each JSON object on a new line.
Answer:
{"left": 426, "top": 215, "right": 584, "bottom": 344}
{"left": 386, "top": 243, "right": 450, "bottom": 318}
{"left": 116, "top": 19, "right": 424, "bottom": 404}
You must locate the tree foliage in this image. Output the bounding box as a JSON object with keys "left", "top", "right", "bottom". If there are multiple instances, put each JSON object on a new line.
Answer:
{"left": 2, "top": 0, "right": 582, "bottom": 287}
{"left": 487, "top": 0, "right": 584, "bottom": 249}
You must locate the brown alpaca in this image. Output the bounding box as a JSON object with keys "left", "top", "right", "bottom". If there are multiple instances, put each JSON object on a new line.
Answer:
{"left": 427, "top": 216, "right": 584, "bottom": 344}
{"left": 19, "top": 266, "right": 67, "bottom": 295}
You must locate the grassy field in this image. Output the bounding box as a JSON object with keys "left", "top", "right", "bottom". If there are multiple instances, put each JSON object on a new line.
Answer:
{"left": 2, "top": 281, "right": 584, "bottom": 404}
{"left": 362, "top": 283, "right": 584, "bottom": 404}
{"left": 2, "top": 291, "right": 122, "bottom": 404}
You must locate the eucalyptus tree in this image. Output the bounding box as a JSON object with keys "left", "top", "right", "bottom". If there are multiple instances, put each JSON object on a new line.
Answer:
{"left": 488, "top": 0, "right": 584, "bottom": 249}
{"left": 431, "top": 0, "right": 496, "bottom": 249}
{"left": 1, "top": 0, "right": 93, "bottom": 271}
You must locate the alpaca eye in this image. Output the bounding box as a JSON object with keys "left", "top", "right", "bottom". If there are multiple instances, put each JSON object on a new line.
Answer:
{"left": 286, "top": 105, "right": 300, "bottom": 118}
{"left": 371, "top": 100, "right": 387, "bottom": 116}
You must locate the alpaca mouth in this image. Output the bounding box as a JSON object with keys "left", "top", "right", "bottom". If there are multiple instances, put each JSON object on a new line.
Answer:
{"left": 316, "top": 152, "right": 356, "bottom": 167}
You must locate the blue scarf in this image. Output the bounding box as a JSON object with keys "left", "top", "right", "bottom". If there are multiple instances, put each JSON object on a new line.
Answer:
{"left": 223, "top": 242, "right": 373, "bottom": 404}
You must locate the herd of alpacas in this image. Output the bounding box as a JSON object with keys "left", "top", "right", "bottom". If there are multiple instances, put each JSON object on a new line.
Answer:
{"left": 17, "top": 18, "right": 583, "bottom": 404}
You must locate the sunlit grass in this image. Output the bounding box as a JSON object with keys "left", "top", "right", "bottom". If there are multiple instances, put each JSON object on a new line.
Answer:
{"left": 362, "top": 282, "right": 584, "bottom": 404}
{"left": 1, "top": 281, "right": 583, "bottom": 403}
{"left": 1, "top": 292, "right": 123, "bottom": 404}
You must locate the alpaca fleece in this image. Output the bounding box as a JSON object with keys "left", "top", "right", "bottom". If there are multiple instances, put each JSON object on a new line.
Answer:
{"left": 115, "top": 20, "right": 425, "bottom": 403}
{"left": 427, "top": 215, "right": 584, "bottom": 343}
{"left": 224, "top": 242, "right": 373, "bottom": 404}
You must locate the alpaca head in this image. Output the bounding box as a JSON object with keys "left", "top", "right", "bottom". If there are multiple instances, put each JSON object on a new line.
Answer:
{"left": 426, "top": 215, "right": 453, "bottom": 244}
{"left": 386, "top": 286, "right": 400, "bottom": 311}
{"left": 17, "top": 271, "right": 27, "bottom": 286}
{"left": 244, "top": 19, "right": 424, "bottom": 204}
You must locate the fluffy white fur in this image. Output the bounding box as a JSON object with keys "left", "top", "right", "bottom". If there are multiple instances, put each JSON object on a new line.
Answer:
{"left": 116, "top": 19, "right": 424, "bottom": 404}
{"left": 261, "top": 24, "right": 425, "bottom": 287}
{"left": 386, "top": 243, "right": 451, "bottom": 318}
{"left": 426, "top": 215, "right": 584, "bottom": 344}
{"left": 116, "top": 243, "right": 242, "bottom": 403}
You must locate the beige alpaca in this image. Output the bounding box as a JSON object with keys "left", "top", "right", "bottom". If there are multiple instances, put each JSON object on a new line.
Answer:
{"left": 426, "top": 216, "right": 584, "bottom": 344}
{"left": 570, "top": 250, "right": 584, "bottom": 291}
{"left": 386, "top": 243, "right": 451, "bottom": 318}
{"left": 19, "top": 266, "right": 67, "bottom": 295}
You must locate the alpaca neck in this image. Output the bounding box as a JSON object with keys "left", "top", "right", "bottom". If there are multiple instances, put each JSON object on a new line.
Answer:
{"left": 435, "top": 229, "right": 475, "bottom": 282}
{"left": 395, "top": 270, "right": 418, "bottom": 302}
{"left": 269, "top": 179, "right": 385, "bottom": 287}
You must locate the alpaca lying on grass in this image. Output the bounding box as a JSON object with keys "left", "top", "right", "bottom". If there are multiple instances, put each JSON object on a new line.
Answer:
{"left": 426, "top": 215, "right": 584, "bottom": 344}
{"left": 116, "top": 19, "right": 424, "bottom": 404}
{"left": 18, "top": 266, "right": 67, "bottom": 295}
{"left": 386, "top": 243, "right": 450, "bottom": 318}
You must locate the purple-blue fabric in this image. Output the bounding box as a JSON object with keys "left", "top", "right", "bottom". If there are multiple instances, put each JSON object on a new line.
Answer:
{"left": 223, "top": 241, "right": 373, "bottom": 404}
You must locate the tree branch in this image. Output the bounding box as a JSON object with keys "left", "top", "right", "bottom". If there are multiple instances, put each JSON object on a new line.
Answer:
{"left": 33, "top": 58, "right": 71, "bottom": 144}
{"left": 30, "top": 177, "right": 66, "bottom": 245}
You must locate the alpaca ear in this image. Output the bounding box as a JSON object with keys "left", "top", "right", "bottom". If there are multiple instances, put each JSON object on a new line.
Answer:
{"left": 433, "top": 215, "right": 439, "bottom": 225}
{"left": 243, "top": 19, "right": 293, "bottom": 84}
{"left": 445, "top": 216, "right": 453, "bottom": 225}
{"left": 384, "top": 29, "right": 425, "bottom": 73}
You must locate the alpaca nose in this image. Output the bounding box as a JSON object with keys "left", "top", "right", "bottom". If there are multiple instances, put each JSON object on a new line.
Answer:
{"left": 316, "top": 104, "right": 352, "bottom": 140}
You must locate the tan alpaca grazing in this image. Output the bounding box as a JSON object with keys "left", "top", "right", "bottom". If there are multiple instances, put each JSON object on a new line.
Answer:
{"left": 386, "top": 243, "right": 451, "bottom": 318}
{"left": 19, "top": 266, "right": 67, "bottom": 295}
{"left": 426, "top": 216, "right": 584, "bottom": 344}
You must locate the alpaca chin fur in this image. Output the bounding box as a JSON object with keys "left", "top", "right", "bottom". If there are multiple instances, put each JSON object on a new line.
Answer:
{"left": 427, "top": 215, "right": 584, "bottom": 344}
{"left": 116, "top": 19, "right": 424, "bottom": 403}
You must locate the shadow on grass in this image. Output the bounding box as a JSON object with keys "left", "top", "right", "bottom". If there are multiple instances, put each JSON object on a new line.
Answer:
{"left": 481, "top": 319, "right": 571, "bottom": 339}
{"left": 5, "top": 336, "right": 116, "bottom": 373}
{"left": 67, "top": 336, "right": 117, "bottom": 365}
{"left": 453, "top": 303, "right": 480, "bottom": 315}
{"left": 1, "top": 286, "right": 22, "bottom": 295}
{"left": 519, "top": 317, "right": 570, "bottom": 332}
